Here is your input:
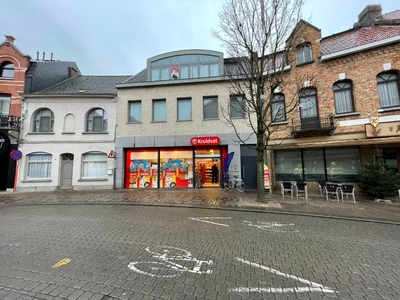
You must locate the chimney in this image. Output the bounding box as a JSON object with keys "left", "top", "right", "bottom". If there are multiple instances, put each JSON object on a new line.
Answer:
{"left": 69, "top": 67, "right": 78, "bottom": 78}
{"left": 42, "top": 51, "right": 46, "bottom": 60}
{"left": 5, "top": 35, "right": 15, "bottom": 43}
{"left": 355, "top": 4, "right": 382, "bottom": 27}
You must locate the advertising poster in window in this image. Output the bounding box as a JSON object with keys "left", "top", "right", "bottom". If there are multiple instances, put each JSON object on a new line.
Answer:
{"left": 129, "top": 160, "right": 152, "bottom": 188}
{"left": 161, "top": 158, "right": 193, "bottom": 188}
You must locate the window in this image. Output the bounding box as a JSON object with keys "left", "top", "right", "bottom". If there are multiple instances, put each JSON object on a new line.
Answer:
{"left": 299, "top": 88, "right": 318, "bottom": 118}
{"left": 82, "top": 152, "right": 107, "bottom": 178}
{"left": 296, "top": 44, "right": 312, "bottom": 65}
{"left": 377, "top": 72, "right": 400, "bottom": 108}
{"left": 150, "top": 52, "right": 221, "bottom": 81}
{"left": 203, "top": 97, "right": 218, "bottom": 119}
{"left": 0, "top": 62, "right": 14, "bottom": 78}
{"left": 87, "top": 108, "right": 108, "bottom": 132}
{"left": 153, "top": 99, "right": 166, "bottom": 122}
{"left": 33, "top": 109, "right": 54, "bottom": 132}
{"left": 129, "top": 101, "right": 142, "bottom": 123}
{"left": 177, "top": 98, "right": 192, "bottom": 121}
{"left": 230, "top": 95, "right": 246, "bottom": 118}
{"left": 271, "top": 94, "right": 286, "bottom": 122}
{"left": 0, "top": 94, "right": 11, "bottom": 115}
{"left": 333, "top": 81, "right": 354, "bottom": 114}
{"left": 325, "top": 147, "right": 361, "bottom": 182}
{"left": 27, "top": 153, "right": 52, "bottom": 178}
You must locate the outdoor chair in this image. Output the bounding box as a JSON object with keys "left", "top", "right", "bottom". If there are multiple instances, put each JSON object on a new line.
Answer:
{"left": 317, "top": 180, "right": 326, "bottom": 197}
{"left": 281, "top": 181, "right": 294, "bottom": 198}
{"left": 324, "top": 183, "right": 341, "bottom": 202}
{"left": 340, "top": 185, "right": 356, "bottom": 202}
{"left": 294, "top": 181, "right": 308, "bottom": 203}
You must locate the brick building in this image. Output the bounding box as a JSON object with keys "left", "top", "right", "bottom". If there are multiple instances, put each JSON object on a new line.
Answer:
{"left": 267, "top": 5, "right": 400, "bottom": 193}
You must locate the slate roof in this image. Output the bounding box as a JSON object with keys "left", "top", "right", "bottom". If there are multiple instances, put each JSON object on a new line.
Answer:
{"left": 24, "top": 60, "right": 81, "bottom": 93}
{"left": 38, "top": 75, "right": 131, "bottom": 95}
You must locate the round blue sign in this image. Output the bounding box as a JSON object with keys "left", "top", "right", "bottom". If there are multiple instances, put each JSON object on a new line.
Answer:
{"left": 10, "top": 150, "right": 22, "bottom": 161}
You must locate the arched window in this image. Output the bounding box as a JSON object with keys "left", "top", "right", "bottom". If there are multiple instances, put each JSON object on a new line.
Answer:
{"left": 377, "top": 72, "right": 400, "bottom": 108}
{"left": 333, "top": 81, "right": 354, "bottom": 114}
{"left": 82, "top": 152, "right": 107, "bottom": 178}
{"left": 296, "top": 44, "right": 312, "bottom": 65}
{"left": 271, "top": 93, "right": 286, "bottom": 122}
{"left": 0, "top": 62, "right": 14, "bottom": 78}
{"left": 33, "top": 109, "right": 54, "bottom": 132}
{"left": 86, "top": 108, "right": 108, "bottom": 132}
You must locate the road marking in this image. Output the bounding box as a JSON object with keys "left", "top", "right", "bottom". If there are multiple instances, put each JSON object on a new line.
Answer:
{"left": 243, "top": 221, "right": 297, "bottom": 232}
{"left": 188, "top": 217, "right": 231, "bottom": 227}
{"left": 52, "top": 258, "right": 71, "bottom": 268}
{"left": 230, "top": 258, "right": 335, "bottom": 294}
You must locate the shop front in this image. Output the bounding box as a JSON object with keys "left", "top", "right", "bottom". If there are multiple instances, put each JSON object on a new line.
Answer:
{"left": 124, "top": 137, "right": 228, "bottom": 189}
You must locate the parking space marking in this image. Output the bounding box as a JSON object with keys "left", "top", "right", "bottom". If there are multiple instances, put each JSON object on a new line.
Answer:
{"left": 230, "top": 258, "right": 336, "bottom": 294}
{"left": 188, "top": 217, "right": 231, "bottom": 227}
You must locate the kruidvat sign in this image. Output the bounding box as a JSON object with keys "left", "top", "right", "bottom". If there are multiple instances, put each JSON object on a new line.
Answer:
{"left": 190, "top": 136, "right": 220, "bottom": 146}
{"left": 0, "top": 132, "right": 10, "bottom": 155}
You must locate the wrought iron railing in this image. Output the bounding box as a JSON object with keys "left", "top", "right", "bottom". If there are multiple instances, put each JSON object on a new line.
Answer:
{"left": 291, "top": 114, "right": 335, "bottom": 136}
{"left": 0, "top": 115, "right": 21, "bottom": 128}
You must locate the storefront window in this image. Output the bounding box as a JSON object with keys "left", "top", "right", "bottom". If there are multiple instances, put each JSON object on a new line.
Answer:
{"left": 275, "top": 150, "right": 302, "bottom": 181}
{"left": 160, "top": 149, "right": 193, "bottom": 188}
{"left": 303, "top": 149, "right": 325, "bottom": 181}
{"left": 126, "top": 150, "right": 158, "bottom": 188}
{"left": 325, "top": 148, "right": 361, "bottom": 182}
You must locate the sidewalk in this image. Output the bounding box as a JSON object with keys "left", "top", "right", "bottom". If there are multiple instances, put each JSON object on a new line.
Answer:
{"left": 0, "top": 188, "right": 399, "bottom": 224}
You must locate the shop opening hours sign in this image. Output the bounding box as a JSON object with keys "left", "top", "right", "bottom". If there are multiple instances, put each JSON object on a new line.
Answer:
{"left": 190, "top": 136, "right": 220, "bottom": 146}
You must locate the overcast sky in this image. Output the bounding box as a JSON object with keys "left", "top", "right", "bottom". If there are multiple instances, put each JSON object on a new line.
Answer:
{"left": 1, "top": 0, "right": 399, "bottom": 76}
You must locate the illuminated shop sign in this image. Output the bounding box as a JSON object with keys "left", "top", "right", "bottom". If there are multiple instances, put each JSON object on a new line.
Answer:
{"left": 190, "top": 136, "right": 220, "bottom": 146}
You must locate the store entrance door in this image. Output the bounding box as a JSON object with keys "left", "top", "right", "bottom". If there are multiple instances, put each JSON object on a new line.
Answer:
{"left": 195, "top": 147, "right": 221, "bottom": 188}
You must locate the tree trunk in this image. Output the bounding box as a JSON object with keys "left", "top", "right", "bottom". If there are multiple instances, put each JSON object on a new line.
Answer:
{"left": 256, "top": 133, "right": 266, "bottom": 202}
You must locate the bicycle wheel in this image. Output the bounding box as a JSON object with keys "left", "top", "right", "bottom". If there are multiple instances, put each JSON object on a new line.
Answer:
{"left": 128, "top": 261, "right": 184, "bottom": 278}
{"left": 236, "top": 181, "right": 245, "bottom": 192}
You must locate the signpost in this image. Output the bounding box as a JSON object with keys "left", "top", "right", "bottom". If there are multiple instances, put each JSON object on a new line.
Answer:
{"left": 10, "top": 150, "right": 22, "bottom": 192}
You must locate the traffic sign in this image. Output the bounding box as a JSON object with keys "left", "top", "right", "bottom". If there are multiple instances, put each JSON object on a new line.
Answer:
{"left": 10, "top": 150, "right": 22, "bottom": 161}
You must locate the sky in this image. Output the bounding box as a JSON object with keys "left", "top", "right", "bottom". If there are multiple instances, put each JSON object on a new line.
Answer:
{"left": 1, "top": 0, "right": 399, "bottom": 76}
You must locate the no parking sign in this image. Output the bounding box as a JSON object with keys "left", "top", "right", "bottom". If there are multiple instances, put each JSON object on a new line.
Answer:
{"left": 10, "top": 150, "right": 22, "bottom": 161}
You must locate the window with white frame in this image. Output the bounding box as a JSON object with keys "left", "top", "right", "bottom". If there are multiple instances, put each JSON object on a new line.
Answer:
{"left": 203, "top": 97, "right": 218, "bottom": 119}
{"left": 296, "top": 44, "right": 312, "bottom": 65}
{"left": 27, "top": 153, "right": 52, "bottom": 179}
{"left": 82, "top": 152, "right": 107, "bottom": 178}
{"left": 377, "top": 72, "right": 400, "bottom": 108}
{"left": 0, "top": 94, "right": 11, "bottom": 115}
{"left": 230, "top": 95, "right": 246, "bottom": 118}
{"left": 333, "top": 81, "right": 354, "bottom": 114}
{"left": 86, "top": 108, "right": 108, "bottom": 132}
{"left": 0, "top": 62, "right": 14, "bottom": 78}
{"left": 129, "top": 101, "right": 142, "bottom": 123}
{"left": 33, "top": 109, "right": 54, "bottom": 132}
{"left": 271, "top": 93, "right": 286, "bottom": 122}
{"left": 177, "top": 98, "right": 192, "bottom": 121}
{"left": 153, "top": 99, "right": 166, "bottom": 122}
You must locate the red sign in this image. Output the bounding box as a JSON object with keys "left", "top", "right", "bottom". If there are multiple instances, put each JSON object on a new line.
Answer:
{"left": 190, "top": 136, "right": 220, "bottom": 146}
{"left": 10, "top": 150, "right": 22, "bottom": 161}
{"left": 108, "top": 150, "right": 115, "bottom": 158}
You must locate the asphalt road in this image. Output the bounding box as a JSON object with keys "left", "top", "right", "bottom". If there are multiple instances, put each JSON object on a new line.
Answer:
{"left": 0, "top": 204, "right": 399, "bottom": 300}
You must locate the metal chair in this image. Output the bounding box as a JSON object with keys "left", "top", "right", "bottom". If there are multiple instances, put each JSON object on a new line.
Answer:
{"left": 340, "top": 185, "right": 356, "bottom": 202}
{"left": 281, "top": 181, "right": 294, "bottom": 198}
{"left": 324, "top": 183, "right": 341, "bottom": 202}
{"left": 294, "top": 181, "right": 308, "bottom": 203}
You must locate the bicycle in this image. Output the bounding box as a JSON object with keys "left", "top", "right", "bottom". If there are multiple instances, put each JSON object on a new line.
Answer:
{"left": 223, "top": 172, "right": 245, "bottom": 192}
{"left": 128, "top": 246, "right": 213, "bottom": 278}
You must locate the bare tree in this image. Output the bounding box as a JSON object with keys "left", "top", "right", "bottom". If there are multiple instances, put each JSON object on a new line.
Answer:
{"left": 213, "top": 0, "right": 314, "bottom": 202}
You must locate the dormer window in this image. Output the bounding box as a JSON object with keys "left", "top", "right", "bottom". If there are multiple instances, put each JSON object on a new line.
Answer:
{"left": 0, "top": 62, "right": 14, "bottom": 78}
{"left": 296, "top": 44, "right": 312, "bottom": 65}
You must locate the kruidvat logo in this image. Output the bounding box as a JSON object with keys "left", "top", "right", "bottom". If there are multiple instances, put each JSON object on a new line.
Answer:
{"left": 190, "top": 136, "right": 220, "bottom": 146}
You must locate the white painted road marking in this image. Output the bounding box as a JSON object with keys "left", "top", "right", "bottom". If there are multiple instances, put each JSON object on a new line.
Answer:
{"left": 243, "top": 220, "right": 298, "bottom": 232}
{"left": 229, "top": 258, "right": 336, "bottom": 294}
{"left": 188, "top": 217, "right": 231, "bottom": 227}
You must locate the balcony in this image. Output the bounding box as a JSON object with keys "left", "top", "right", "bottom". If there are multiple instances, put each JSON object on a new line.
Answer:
{"left": 291, "top": 114, "right": 336, "bottom": 138}
{"left": 0, "top": 115, "right": 21, "bottom": 129}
